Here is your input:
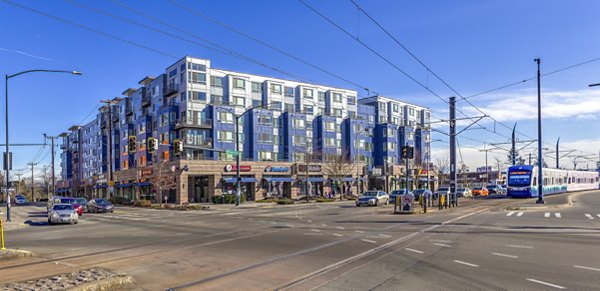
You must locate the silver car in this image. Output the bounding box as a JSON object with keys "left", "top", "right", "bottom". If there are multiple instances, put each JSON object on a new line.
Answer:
{"left": 356, "top": 191, "right": 389, "bottom": 206}
{"left": 48, "top": 203, "right": 79, "bottom": 225}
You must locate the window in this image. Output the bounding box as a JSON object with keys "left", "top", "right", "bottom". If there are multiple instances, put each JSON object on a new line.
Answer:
{"left": 293, "top": 119, "right": 306, "bottom": 129}
{"left": 259, "top": 151, "right": 273, "bottom": 161}
{"left": 138, "top": 123, "right": 146, "bottom": 134}
{"left": 252, "top": 82, "right": 262, "bottom": 93}
{"left": 386, "top": 142, "right": 396, "bottom": 151}
{"left": 285, "top": 103, "right": 294, "bottom": 112}
{"left": 303, "top": 88, "right": 313, "bottom": 98}
{"left": 169, "top": 68, "right": 177, "bottom": 78}
{"left": 379, "top": 116, "right": 387, "bottom": 123}
{"left": 188, "top": 71, "right": 206, "bottom": 84}
{"left": 284, "top": 86, "right": 294, "bottom": 97}
{"left": 258, "top": 133, "right": 272, "bottom": 143}
{"left": 252, "top": 99, "right": 262, "bottom": 108}
{"left": 347, "top": 96, "right": 356, "bottom": 105}
{"left": 348, "top": 111, "right": 356, "bottom": 118}
{"left": 211, "top": 76, "right": 223, "bottom": 87}
{"left": 233, "top": 78, "right": 245, "bottom": 89}
{"left": 392, "top": 117, "right": 399, "bottom": 125}
{"left": 325, "top": 138, "right": 336, "bottom": 147}
{"left": 258, "top": 115, "right": 272, "bottom": 125}
{"left": 387, "top": 128, "right": 395, "bottom": 137}
{"left": 234, "top": 96, "right": 245, "bottom": 106}
{"left": 292, "top": 135, "right": 306, "bottom": 145}
{"left": 180, "top": 92, "right": 186, "bottom": 102}
{"left": 325, "top": 121, "right": 335, "bottom": 131}
{"left": 407, "top": 132, "right": 414, "bottom": 140}
{"left": 270, "top": 83, "right": 282, "bottom": 94}
{"left": 294, "top": 152, "right": 306, "bottom": 162}
{"left": 217, "top": 131, "right": 234, "bottom": 142}
{"left": 393, "top": 104, "right": 399, "bottom": 112}
{"left": 333, "top": 93, "right": 342, "bottom": 103}
{"left": 270, "top": 101, "right": 282, "bottom": 111}
{"left": 187, "top": 63, "right": 206, "bottom": 71}
{"left": 219, "top": 112, "right": 234, "bottom": 123}
{"left": 355, "top": 139, "right": 365, "bottom": 149}
{"left": 379, "top": 102, "right": 386, "bottom": 110}
{"left": 318, "top": 91, "right": 325, "bottom": 102}
{"left": 332, "top": 108, "right": 342, "bottom": 117}
{"left": 303, "top": 105, "right": 314, "bottom": 114}
{"left": 211, "top": 94, "right": 224, "bottom": 104}
{"left": 409, "top": 107, "right": 415, "bottom": 116}
{"left": 190, "top": 91, "right": 207, "bottom": 102}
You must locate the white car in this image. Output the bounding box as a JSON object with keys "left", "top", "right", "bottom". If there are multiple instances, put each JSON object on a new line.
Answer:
{"left": 48, "top": 203, "right": 79, "bottom": 225}
{"left": 356, "top": 191, "right": 389, "bottom": 206}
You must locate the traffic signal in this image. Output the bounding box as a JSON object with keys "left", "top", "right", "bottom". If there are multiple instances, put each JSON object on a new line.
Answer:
{"left": 173, "top": 139, "right": 183, "bottom": 155}
{"left": 128, "top": 136, "right": 137, "bottom": 153}
{"left": 147, "top": 137, "right": 157, "bottom": 154}
{"left": 401, "top": 146, "right": 414, "bottom": 159}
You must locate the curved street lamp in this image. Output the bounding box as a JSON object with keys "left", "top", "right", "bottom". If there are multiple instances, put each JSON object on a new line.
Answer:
{"left": 5, "top": 69, "right": 82, "bottom": 221}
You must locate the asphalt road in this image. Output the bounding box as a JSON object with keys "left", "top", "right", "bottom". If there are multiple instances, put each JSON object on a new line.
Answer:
{"left": 1, "top": 192, "right": 599, "bottom": 290}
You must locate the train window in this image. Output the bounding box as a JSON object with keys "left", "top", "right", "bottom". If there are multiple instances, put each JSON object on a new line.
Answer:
{"left": 532, "top": 177, "right": 537, "bottom": 186}
{"left": 568, "top": 177, "right": 571, "bottom": 184}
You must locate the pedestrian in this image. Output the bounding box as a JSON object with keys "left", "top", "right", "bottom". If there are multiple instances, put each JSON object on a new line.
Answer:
{"left": 164, "top": 195, "right": 168, "bottom": 204}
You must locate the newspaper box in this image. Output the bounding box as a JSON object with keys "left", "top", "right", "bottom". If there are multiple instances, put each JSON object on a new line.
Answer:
{"left": 395, "top": 193, "right": 415, "bottom": 214}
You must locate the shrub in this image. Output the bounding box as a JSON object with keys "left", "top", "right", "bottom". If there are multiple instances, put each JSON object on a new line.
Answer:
{"left": 276, "top": 198, "right": 294, "bottom": 205}
{"left": 345, "top": 196, "right": 357, "bottom": 201}
{"left": 133, "top": 199, "right": 152, "bottom": 208}
{"left": 111, "top": 196, "right": 131, "bottom": 205}
{"left": 315, "top": 197, "right": 336, "bottom": 203}
{"left": 256, "top": 198, "right": 277, "bottom": 203}
{"left": 212, "top": 194, "right": 247, "bottom": 204}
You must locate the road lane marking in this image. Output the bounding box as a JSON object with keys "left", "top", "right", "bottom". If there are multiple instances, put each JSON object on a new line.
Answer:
{"left": 555, "top": 213, "right": 561, "bottom": 218}
{"left": 574, "top": 265, "right": 600, "bottom": 272}
{"left": 516, "top": 211, "right": 524, "bottom": 217}
{"left": 597, "top": 214, "right": 600, "bottom": 218}
{"left": 304, "top": 233, "right": 322, "bottom": 236}
{"left": 585, "top": 214, "right": 594, "bottom": 220}
{"left": 405, "top": 248, "right": 424, "bottom": 254}
{"left": 526, "top": 278, "right": 565, "bottom": 289}
{"left": 361, "top": 239, "right": 377, "bottom": 244}
{"left": 311, "top": 229, "right": 321, "bottom": 232}
{"left": 453, "top": 260, "right": 479, "bottom": 268}
{"left": 285, "top": 224, "right": 295, "bottom": 228}
{"left": 332, "top": 233, "right": 343, "bottom": 237}
{"left": 430, "top": 239, "right": 452, "bottom": 243}
{"left": 355, "top": 230, "right": 365, "bottom": 233}
{"left": 270, "top": 222, "right": 277, "bottom": 225}
{"left": 492, "top": 252, "right": 519, "bottom": 259}
{"left": 434, "top": 243, "right": 452, "bottom": 248}
{"left": 506, "top": 244, "right": 534, "bottom": 249}
{"left": 307, "top": 220, "right": 313, "bottom": 223}
{"left": 321, "top": 223, "right": 327, "bottom": 227}
{"left": 336, "top": 226, "right": 345, "bottom": 230}
{"left": 544, "top": 212, "right": 551, "bottom": 218}
{"left": 507, "top": 211, "right": 515, "bottom": 217}
{"left": 379, "top": 234, "right": 392, "bottom": 238}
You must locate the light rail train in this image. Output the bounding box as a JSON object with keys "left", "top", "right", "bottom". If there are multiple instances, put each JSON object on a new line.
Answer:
{"left": 507, "top": 165, "right": 599, "bottom": 198}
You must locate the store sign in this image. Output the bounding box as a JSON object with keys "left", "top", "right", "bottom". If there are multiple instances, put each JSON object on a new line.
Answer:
{"left": 298, "top": 164, "right": 322, "bottom": 172}
{"left": 265, "top": 166, "right": 289, "bottom": 173}
{"left": 372, "top": 168, "right": 382, "bottom": 176}
{"left": 476, "top": 166, "right": 492, "bottom": 173}
{"left": 224, "top": 164, "right": 252, "bottom": 172}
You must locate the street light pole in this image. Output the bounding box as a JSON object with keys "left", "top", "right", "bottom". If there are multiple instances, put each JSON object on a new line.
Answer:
{"left": 5, "top": 69, "right": 81, "bottom": 222}
{"left": 535, "top": 58, "right": 545, "bottom": 204}
{"left": 235, "top": 114, "right": 241, "bottom": 206}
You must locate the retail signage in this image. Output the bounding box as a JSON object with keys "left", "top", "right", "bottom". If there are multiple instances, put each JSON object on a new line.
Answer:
{"left": 224, "top": 164, "right": 252, "bottom": 172}
{"left": 265, "top": 166, "right": 290, "bottom": 173}
{"left": 476, "top": 166, "right": 492, "bottom": 173}
{"left": 298, "top": 164, "right": 321, "bottom": 172}
{"left": 372, "top": 168, "right": 382, "bottom": 176}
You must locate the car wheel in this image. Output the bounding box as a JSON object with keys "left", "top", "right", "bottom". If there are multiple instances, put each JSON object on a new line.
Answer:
{"left": 48, "top": 218, "right": 52, "bottom": 225}
{"left": 375, "top": 200, "right": 379, "bottom": 206}
{"left": 74, "top": 221, "right": 78, "bottom": 225}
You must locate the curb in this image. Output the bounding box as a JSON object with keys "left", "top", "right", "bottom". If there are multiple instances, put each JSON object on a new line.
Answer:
{"left": 68, "top": 274, "right": 134, "bottom": 291}
{"left": 0, "top": 249, "right": 34, "bottom": 261}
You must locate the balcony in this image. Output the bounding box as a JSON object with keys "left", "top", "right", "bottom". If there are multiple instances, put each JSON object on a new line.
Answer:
{"left": 125, "top": 102, "right": 133, "bottom": 116}
{"left": 164, "top": 83, "right": 179, "bottom": 97}
{"left": 141, "top": 88, "right": 151, "bottom": 107}
{"left": 175, "top": 117, "right": 213, "bottom": 129}
{"left": 184, "top": 137, "right": 213, "bottom": 148}
{"left": 60, "top": 145, "right": 67, "bottom": 150}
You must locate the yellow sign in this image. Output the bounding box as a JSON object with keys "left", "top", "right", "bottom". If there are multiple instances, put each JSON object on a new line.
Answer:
{"left": 109, "top": 181, "right": 115, "bottom": 187}
{"left": 1, "top": 218, "right": 5, "bottom": 250}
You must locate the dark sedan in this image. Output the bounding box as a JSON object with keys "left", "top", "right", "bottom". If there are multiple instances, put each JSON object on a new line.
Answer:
{"left": 88, "top": 198, "right": 114, "bottom": 213}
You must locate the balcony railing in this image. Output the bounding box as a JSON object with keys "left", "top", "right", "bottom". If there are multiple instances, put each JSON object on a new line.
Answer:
{"left": 184, "top": 137, "right": 213, "bottom": 148}
{"left": 125, "top": 102, "right": 133, "bottom": 115}
{"left": 175, "top": 117, "right": 213, "bottom": 129}
{"left": 141, "top": 89, "right": 151, "bottom": 107}
{"left": 164, "top": 83, "right": 179, "bottom": 97}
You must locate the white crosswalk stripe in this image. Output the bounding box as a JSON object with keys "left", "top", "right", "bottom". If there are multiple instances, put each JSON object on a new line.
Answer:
{"left": 516, "top": 211, "right": 524, "bottom": 217}
{"left": 555, "top": 213, "right": 561, "bottom": 218}
{"left": 597, "top": 214, "right": 600, "bottom": 218}
{"left": 507, "top": 211, "right": 515, "bottom": 217}
{"left": 544, "top": 212, "right": 550, "bottom": 218}
{"left": 585, "top": 214, "right": 594, "bottom": 219}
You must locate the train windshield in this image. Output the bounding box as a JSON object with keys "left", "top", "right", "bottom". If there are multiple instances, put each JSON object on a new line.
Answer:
{"left": 508, "top": 174, "right": 531, "bottom": 185}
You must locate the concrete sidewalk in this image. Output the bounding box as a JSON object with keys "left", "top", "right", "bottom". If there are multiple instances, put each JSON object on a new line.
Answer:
{"left": 0, "top": 204, "right": 40, "bottom": 231}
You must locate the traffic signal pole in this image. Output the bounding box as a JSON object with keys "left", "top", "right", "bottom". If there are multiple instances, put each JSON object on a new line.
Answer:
{"left": 449, "top": 97, "right": 457, "bottom": 207}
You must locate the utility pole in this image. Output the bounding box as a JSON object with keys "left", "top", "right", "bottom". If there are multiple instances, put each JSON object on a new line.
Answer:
{"left": 535, "top": 58, "right": 545, "bottom": 204}
{"left": 449, "top": 97, "right": 457, "bottom": 207}
{"left": 27, "top": 162, "right": 38, "bottom": 201}
{"left": 479, "top": 143, "right": 491, "bottom": 184}
{"left": 556, "top": 137, "right": 560, "bottom": 169}
{"left": 45, "top": 135, "right": 57, "bottom": 197}
{"left": 100, "top": 99, "right": 120, "bottom": 199}
{"left": 511, "top": 124, "right": 517, "bottom": 165}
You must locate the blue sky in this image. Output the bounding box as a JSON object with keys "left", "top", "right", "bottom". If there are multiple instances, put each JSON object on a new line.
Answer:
{"left": 1, "top": 0, "right": 600, "bottom": 177}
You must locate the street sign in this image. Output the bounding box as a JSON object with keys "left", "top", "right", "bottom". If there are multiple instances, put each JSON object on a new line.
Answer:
{"left": 225, "top": 150, "right": 240, "bottom": 156}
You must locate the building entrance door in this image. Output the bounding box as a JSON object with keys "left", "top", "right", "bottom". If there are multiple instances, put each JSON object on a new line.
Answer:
{"left": 190, "top": 176, "right": 209, "bottom": 203}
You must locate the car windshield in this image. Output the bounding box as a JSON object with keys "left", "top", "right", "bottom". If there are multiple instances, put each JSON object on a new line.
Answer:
{"left": 438, "top": 188, "right": 448, "bottom": 192}
{"left": 473, "top": 187, "right": 482, "bottom": 190}
{"left": 75, "top": 198, "right": 87, "bottom": 204}
{"left": 390, "top": 190, "right": 406, "bottom": 195}
{"left": 362, "top": 191, "right": 378, "bottom": 197}
{"left": 53, "top": 204, "right": 74, "bottom": 211}
{"left": 95, "top": 199, "right": 110, "bottom": 205}
{"left": 414, "top": 189, "right": 426, "bottom": 194}
{"left": 458, "top": 188, "right": 465, "bottom": 192}
{"left": 61, "top": 198, "right": 76, "bottom": 204}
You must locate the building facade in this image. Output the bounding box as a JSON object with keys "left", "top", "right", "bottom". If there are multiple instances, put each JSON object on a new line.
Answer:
{"left": 56, "top": 56, "right": 433, "bottom": 204}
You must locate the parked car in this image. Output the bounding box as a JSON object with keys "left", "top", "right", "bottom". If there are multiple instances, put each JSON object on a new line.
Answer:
{"left": 356, "top": 191, "right": 389, "bottom": 207}
{"left": 74, "top": 197, "right": 89, "bottom": 212}
{"left": 48, "top": 203, "right": 79, "bottom": 225}
{"left": 14, "top": 194, "right": 27, "bottom": 205}
{"left": 60, "top": 197, "right": 83, "bottom": 216}
{"left": 472, "top": 187, "right": 489, "bottom": 196}
{"left": 413, "top": 189, "right": 433, "bottom": 201}
{"left": 457, "top": 188, "right": 472, "bottom": 198}
{"left": 389, "top": 189, "right": 412, "bottom": 204}
{"left": 87, "top": 198, "right": 114, "bottom": 213}
{"left": 499, "top": 184, "right": 507, "bottom": 195}
{"left": 486, "top": 184, "right": 503, "bottom": 195}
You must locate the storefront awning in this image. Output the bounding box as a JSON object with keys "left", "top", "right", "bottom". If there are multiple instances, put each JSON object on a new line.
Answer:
{"left": 418, "top": 177, "right": 438, "bottom": 181}
{"left": 94, "top": 184, "right": 108, "bottom": 189}
{"left": 307, "top": 177, "right": 325, "bottom": 182}
{"left": 222, "top": 177, "right": 257, "bottom": 183}
{"left": 116, "top": 183, "right": 132, "bottom": 188}
{"left": 137, "top": 181, "right": 152, "bottom": 187}
{"left": 263, "top": 177, "right": 294, "bottom": 182}
{"left": 341, "top": 177, "right": 355, "bottom": 182}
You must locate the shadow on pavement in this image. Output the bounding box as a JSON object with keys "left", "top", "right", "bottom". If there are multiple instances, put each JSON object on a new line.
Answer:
{"left": 24, "top": 220, "right": 50, "bottom": 226}
{"left": 27, "top": 211, "right": 48, "bottom": 218}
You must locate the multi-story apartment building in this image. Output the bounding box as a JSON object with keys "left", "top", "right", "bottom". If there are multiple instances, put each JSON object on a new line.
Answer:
{"left": 56, "top": 56, "right": 433, "bottom": 204}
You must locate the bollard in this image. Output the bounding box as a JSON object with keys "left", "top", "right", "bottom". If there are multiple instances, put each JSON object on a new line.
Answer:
{"left": 423, "top": 195, "right": 427, "bottom": 213}
{"left": 0, "top": 218, "right": 5, "bottom": 250}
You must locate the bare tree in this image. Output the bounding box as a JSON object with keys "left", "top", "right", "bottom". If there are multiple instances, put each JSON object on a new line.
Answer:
{"left": 322, "top": 152, "right": 356, "bottom": 200}
{"left": 152, "top": 160, "right": 177, "bottom": 205}
{"left": 433, "top": 157, "right": 450, "bottom": 187}
{"left": 458, "top": 162, "right": 469, "bottom": 187}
